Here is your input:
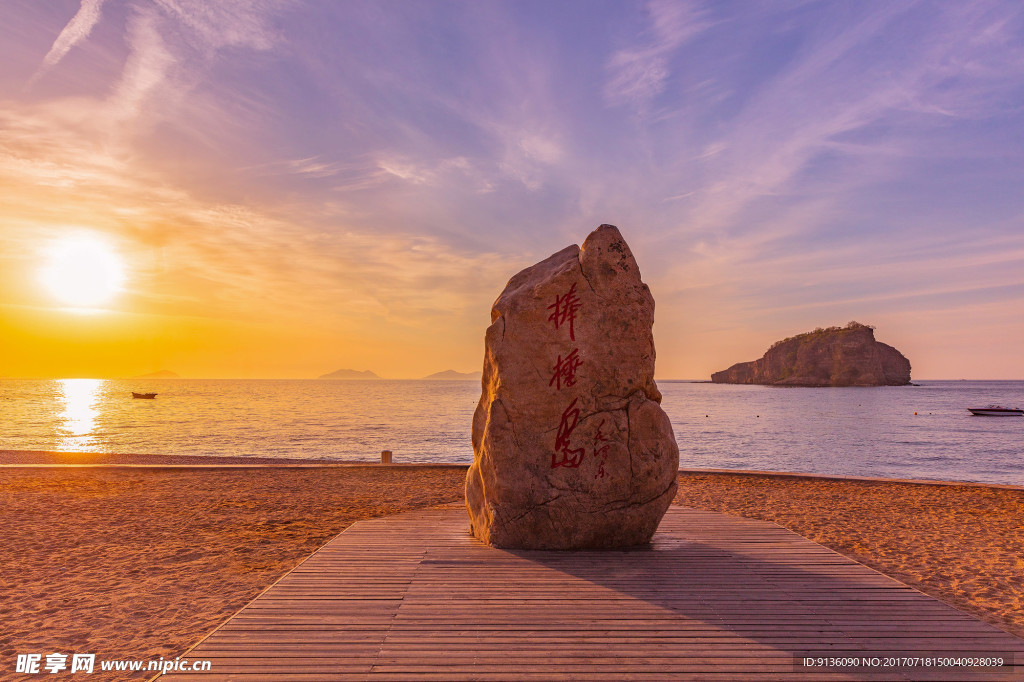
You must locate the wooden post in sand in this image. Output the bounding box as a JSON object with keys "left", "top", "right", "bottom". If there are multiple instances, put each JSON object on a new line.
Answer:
{"left": 380, "top": 450, "right": 392, "bottom": 464}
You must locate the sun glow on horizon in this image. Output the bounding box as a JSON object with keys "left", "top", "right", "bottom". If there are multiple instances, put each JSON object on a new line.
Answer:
{"left": 39, "top": 235, "right": 126, "bottom": 309}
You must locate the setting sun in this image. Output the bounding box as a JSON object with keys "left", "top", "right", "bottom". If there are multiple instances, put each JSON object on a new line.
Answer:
{"left": 39, "top": 235, "right": 125, "bottom": 308}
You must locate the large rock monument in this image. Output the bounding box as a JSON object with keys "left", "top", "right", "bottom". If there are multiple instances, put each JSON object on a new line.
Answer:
{"left": 466, "top": 224, "right": 679, "bottom": 549}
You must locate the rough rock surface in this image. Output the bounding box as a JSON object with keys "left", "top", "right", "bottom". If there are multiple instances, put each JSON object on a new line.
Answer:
{"left": 466, "top": 225, "right": 679, "bottom": 550}
{"left": 711, "top": 323, "right": 911, "bottom": 387}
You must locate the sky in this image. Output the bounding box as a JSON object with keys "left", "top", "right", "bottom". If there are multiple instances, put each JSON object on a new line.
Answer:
{"left": 1, "top": 0, "right": 1023, "bottom": 379}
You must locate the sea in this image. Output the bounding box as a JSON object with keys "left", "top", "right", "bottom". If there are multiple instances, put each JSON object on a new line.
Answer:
{"left": 1, "top": 379, "right": 1022, "bottom": 486}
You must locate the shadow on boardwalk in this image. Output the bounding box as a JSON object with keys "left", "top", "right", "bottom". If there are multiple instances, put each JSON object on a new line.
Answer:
{"left": 161, "top": 506, "right": 1024, "bottom": 681}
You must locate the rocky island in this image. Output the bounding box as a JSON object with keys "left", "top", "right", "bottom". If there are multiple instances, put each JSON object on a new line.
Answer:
{"left": 318, "top": 369, "right": 380, "bottom": 379}
{"left": 711, "top": 322, "right": 911, "bottom": 387}
{"left": 422, "top": 370, "right": 480, "bottom": 380}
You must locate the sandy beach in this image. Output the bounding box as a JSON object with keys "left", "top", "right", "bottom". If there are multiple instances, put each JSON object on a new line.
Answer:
{"left": 3, "top": 453, "right": 1022, "bottom": 679}
{"left": 676, "top": 470, "right": 1024, "bottom": 640}
{"left": 1, "top": 455, "right": 467, "bottom": 680}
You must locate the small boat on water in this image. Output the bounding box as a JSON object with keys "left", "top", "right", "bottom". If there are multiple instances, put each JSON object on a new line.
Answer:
{"left": 132, "top": 392, "right": 157, "bottom": 399}
{"left": 968, "top": 405, "right": 1023, "bottom": 416}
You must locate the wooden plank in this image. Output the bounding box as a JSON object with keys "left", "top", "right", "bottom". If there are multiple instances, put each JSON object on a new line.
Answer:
{"left": 160, "top": 506, "right": 1024, "bottom": 681}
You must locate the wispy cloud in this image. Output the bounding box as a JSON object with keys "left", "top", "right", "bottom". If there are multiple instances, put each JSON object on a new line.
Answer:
{"left": 152, "top": 0, "right": 287, "bottom": 51}
{"left": 604, "top": 0, "right": 712, "bottom": 113}
{"left": 655, "top": 2, "right": 1024, "bottom": 249}
{"left": 28, "top": 0, "right": 107, "bottom": 87}
{"left": 107, "top": 9, "right": 176, "bottom": 124}
{"left": 285, "top": 157, "right": 342, "bottom": 178}
{"left": 26, "top": 1, "right": 291, "bottom": 136}
{"left": 0, "top": 97, "right": 518, "bottom": 331}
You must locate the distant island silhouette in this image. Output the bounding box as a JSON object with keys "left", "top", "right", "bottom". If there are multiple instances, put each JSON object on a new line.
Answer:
{"left": 132, "top": 370, "right": 180, "bottom": 379}
{"left": 421, "top": 370, "right": 480, "bottom": 380}
{"left": 318, "top": 369, "right": 381, "bottom": 379}
{"left": 317, "top": 368, "right": 480, "bottom": 380}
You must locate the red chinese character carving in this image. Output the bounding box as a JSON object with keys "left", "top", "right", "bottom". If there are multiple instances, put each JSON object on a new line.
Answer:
{"left": 552, "top": 397, "right": 585, "bottom": 468}
{"left": 593, "top": 445, "right": 610, "bottom": 478}
{"left": 549, "top": 348, "right": 583, "bottom": 391}
{"left": 593, "top": 419, "right": 610, "bottom": 479}
{"left": 547, "top": 282, "right": 582, "bottom": 341}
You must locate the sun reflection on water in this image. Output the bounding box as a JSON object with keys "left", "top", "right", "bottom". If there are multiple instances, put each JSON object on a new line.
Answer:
{"left": 56, "top": 378, "right": 104, "bottom": 450}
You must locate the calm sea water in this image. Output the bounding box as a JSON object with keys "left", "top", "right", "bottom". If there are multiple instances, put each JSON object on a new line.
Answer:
{"left": 1, "top": 379, "right": 1022, "bottom": 485}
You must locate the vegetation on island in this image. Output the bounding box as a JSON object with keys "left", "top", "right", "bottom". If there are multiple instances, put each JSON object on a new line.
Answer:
{"left": 767, "top": 321, "right": 875, "bottom": 351}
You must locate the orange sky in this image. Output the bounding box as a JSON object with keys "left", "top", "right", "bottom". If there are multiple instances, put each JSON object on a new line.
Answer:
{"left": 3, "top": 2, "right": 1023, "bottom": 380}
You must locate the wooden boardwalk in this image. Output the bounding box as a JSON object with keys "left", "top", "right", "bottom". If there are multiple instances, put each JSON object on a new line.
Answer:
{"left": 163, "top": 506, "right": 1024, "bottom": 681}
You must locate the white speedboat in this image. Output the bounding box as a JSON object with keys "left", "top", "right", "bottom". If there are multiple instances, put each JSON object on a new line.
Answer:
{"left": 968, "top": 405, "right": 1023, "bottom": 416}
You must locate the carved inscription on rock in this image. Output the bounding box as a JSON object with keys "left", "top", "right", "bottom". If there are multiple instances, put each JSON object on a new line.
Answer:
{"left": 465, "top": 224, "right": 679, "bottom": 550}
